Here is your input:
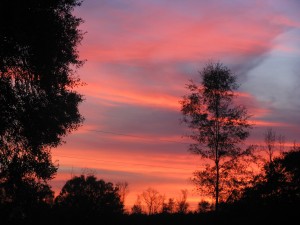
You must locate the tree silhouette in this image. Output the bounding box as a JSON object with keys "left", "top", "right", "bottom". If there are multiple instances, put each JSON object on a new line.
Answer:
{"left": 242, "top": 147, "right": 300, "bottom": 204}
{"left": 180, "top": 62, "right": 252, "bottom": 211}
{"left": 131, "top": 195, "right": 143, "bottom": 214}
{"left": 162, "top": 198, "right": 176, "bottom": 214}
{"left": 264, "top": 128, "right": 276, "bottom": 163}
{"left": 176, "top": 189, "right": 189, "bottom": 214}
{"left": 141, "top": 187, "right": 164, "bottom": 215}
{"left": 0, "top": 0, "right": 84, "bottom": 213}
{"left": 197, "top": 200, "right": 211, "bottom": 213}
{"left": 116, "top": 181, "right": 130, "bottom": 205}
{"left": 0, "top": 176, "right": 54, "bottom": 223}
{"left": 55, "top": 175, "right": 124, "bottom": 219}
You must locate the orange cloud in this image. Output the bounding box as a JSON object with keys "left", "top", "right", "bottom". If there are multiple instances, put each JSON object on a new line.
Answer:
{"left": 250, "top": 120, "right": 292, "bottom": 127}
{"left": 78, "top": 82, "right": 181, "bottom": 110}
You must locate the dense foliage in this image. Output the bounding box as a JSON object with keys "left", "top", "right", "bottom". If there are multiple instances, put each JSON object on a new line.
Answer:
{"left": 241, "top": 148, "right": 300, "bottom": 206}
{"left": 55, "top": 175, "right": 124, "bottom": 215}
{"left": 0, "top": 0, "right": 84, "bottom": 220}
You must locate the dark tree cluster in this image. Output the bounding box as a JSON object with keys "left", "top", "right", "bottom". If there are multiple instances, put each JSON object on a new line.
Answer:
{"left": 54, "top": 175, "right": 124, "bottom": 225}
{"left": 220, "top": 147, "right": 300, "bottom": 224}
{"left": 241, "top": 147, "right": 300, "bottom": 206}
{"left": 0, "top": 175, "right": 124, "bottom": 225}
{"left": 0, "top": 0, "right": 84, "bottom": 220}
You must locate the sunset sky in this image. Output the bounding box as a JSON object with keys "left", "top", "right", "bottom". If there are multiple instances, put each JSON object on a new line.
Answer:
{"left": 51, "top": 0, "right": 300, "bottom": 210}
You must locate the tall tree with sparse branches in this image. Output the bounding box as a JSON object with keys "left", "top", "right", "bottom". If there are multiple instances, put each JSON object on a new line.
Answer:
{"left": 180, "top": 62, "right": 252, "bottom": 212}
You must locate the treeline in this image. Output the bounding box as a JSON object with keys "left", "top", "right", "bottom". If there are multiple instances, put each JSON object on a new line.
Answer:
{"left": 0, "top": 146, "right": 299, "bottom": 224}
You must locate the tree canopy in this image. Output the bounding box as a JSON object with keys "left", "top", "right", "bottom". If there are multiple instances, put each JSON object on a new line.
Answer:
{"left": 242, "top": 147, "right": 300, "bottom": 205}
{"left": 55, "top": 175, "right": 124, "bottom": 217}
{"left": 0, "top": 0, "right": 84, "bottom": 213}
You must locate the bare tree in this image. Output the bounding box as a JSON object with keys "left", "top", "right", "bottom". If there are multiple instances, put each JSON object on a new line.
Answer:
{"left": 291, "top": 141, "right": 299, "bottom": 151}
{"left": 141, "top": 187, "right": 164, "bottom": 215}
{"left": 277, "top": 134, "right": 286, "bottom": 153}
{"left": 116, "top": 181, "right": 129, "bottom": 205}
{"left": 264, "top": 128, "right": 276, "bottom": 163}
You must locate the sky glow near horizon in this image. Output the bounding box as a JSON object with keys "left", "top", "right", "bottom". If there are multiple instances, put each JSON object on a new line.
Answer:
{"left": 50, "top": 0, "right": 300, "bottom": 210}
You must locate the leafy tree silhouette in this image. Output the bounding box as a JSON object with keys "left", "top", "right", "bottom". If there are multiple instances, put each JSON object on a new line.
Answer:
{"left": 242, "top": 147, "right": 300, "bottom": 204}
{"left": 223, "top": 147, "right": 300, "bottom": 224}
{"left": 0, "top": 0, "right": 84, "bottom": 220}
{"left": 55, "top": 175, "right": 124, "bottom": 222}
{"left": 180, "top": 62, "right": 252, "bottom": 212}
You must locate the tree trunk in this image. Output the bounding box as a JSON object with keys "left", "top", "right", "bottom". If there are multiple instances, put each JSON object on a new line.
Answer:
{"left": 215, "top": 161, "right": 219, "bottom": 212}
